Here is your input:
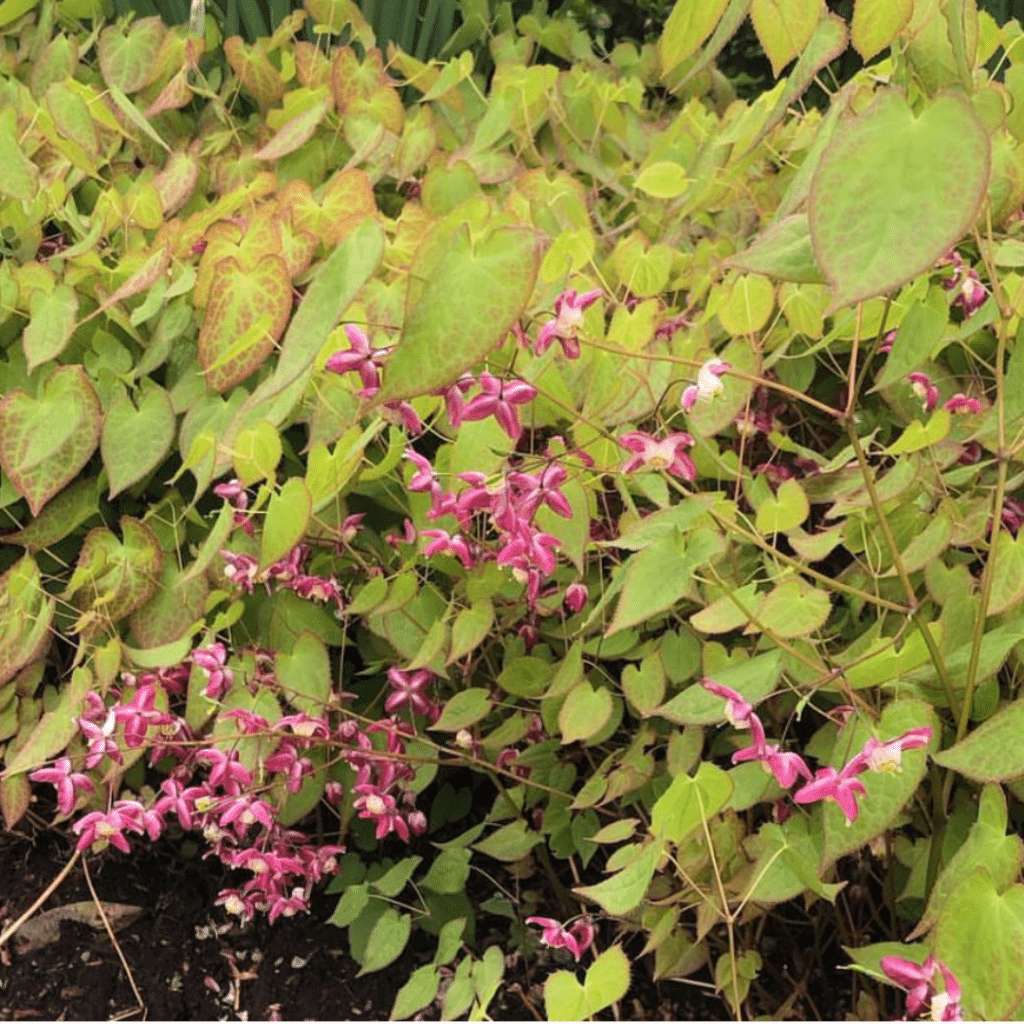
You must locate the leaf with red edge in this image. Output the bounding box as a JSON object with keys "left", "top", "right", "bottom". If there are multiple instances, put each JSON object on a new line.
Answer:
{"left": 198, "top": 255, "right": 292, "bottom": 393}
{"left": 153, "top": 150, "right": 200, "bottom": 216}
{"left": 0, "top": 365, "right": 101, "bottom": 516}
{"left": 65, "top": 518, "right": 164, "bottom": 626}
{"left": 282, "top": 168, "right": 377, "bottom": 248}
{"left": 97, "top": 16, "right": 165, "bottom": 94}
{"left": 254, "top": 97, "right": 330, "bottom": 161}
{"left": 0, "top": 554, "right": 55, "bottom": 688}
{"left": 224, "top": 36, "right": 287, "bottom": 110}
{"left": 371, "top": 222, "right": 541, "bottom": 405}
{"left": 22, "top": 284, "right": 79, "bottom": 371}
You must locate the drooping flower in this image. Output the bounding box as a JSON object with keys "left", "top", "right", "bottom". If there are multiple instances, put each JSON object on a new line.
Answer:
{"left": 525, "top": 916, "right": 595, "bottom": 961}
{"left": 460, "top": 373, "right": 538, "bottom": 442}
{"left": 324, "top": 324, "right": 392, "bottom": 396}
{"left": 944, "top": 394, "right": 982, "bottom": 415}
{"left": 908, "top": 373, "right": 939, "bottom": 414}
{"left": 880, "top": 954, "right": 963, "bottom": 1021}
{"left": 534, "top": 288, "right": 603, "bottom": 359}
{"left": 793, "top": 757, "right": 869, "bottom": 824}
{"left": 619, "top": 431, "right": 696, "bottom": 481}
{"left": 859, "top": 726, "right": 932, "bottom": 774}
{"left": 682, "top": 359, "right": 731, "bottom": 411}
{"left": 701, "top": 678, "right": 753, "bottom": 729}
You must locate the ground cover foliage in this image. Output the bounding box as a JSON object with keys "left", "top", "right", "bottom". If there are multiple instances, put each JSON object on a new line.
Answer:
{"left": 4, "top": 0, "right": 1024, "bottom": 1019}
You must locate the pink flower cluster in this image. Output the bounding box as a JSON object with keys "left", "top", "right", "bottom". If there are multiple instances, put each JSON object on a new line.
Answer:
{"left": 29, "top": 642, "right": 435, "bottom": 928}
{"left": 702, "top": 680, "right": 932, "bottom": 824}
{"left": 405, "top": 441, "right": 584, "bottom": 617}
{"left": 938, "top": 250, "right": 987, "bottom": 317}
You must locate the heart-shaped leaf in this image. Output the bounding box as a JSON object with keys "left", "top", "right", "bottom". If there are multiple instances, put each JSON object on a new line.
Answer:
{"left": 101, "top": 384, "right": 176, "bottom": 498}
{"left": 370, "top": 222, "right": 541, "bottom": 406}
{"left": 97, "top": 16, "right": 165, "bottom": 93}
{"left": 810, "top": 91, "right": 990, "bottom": 314}
{"left": 198, "top": 255, "right": 292, "bottom": 393}
{"left": 559, "top": 680, "right": 613, "bottom": 744}
{"left": 0, "top": 365, "right": 101, "bottom": 516}
{"left": 0, "top": 554, "right": 54, "bottom": 687}
{"left": 22, "top": 284, "right": 79, "bottom": 371}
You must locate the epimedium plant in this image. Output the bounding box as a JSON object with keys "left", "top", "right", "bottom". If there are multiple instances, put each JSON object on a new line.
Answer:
{"left": 5, "top": 0, "right": 1024, "bottom": 1019}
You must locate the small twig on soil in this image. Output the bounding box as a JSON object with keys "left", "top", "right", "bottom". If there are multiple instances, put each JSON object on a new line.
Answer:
{"left": 82, "top": 855, "right": 147, "bottom": 1021}
{"left": 0, "top": 850, "right": 81, "bottom": 950}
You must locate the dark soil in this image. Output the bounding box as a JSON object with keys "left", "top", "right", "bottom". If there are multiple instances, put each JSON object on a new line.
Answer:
{"left": 0, "top": 827, "right": 739, "bottom": 1022}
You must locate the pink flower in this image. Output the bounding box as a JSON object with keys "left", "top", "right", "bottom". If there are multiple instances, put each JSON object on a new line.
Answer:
{"left": 78, "top": 707, "right": 122, "bottom": 769}
{"left": 944, "top": 393, "right": 982, "bottom": 415}
{"left": 793, "top": 758, "right": 868, "bottom": 824}
{"left": 72, "top": 809, "right": 135, "bottom": 853}
{"left": 192, "top": 642, "right": 233, "bottom": 701}
{"left": 859, "top": 726, "right": 932, "bottom": 774}
{"left": 730, "top": 713, "right": 812, "bottom": 790}
{"left": 526, "top": 916, "right": 595, "bottom": 962}
{"left": 681, "top": 359, "right": 731, "bottom": 411}
{"left": 619, "top": 431, "right": 696, "bottom": 480}
{"left": 564, "top": 583, "right": 588, "bottom": 614}
{"left": 30, "top": 758, "right": 94, "bottom": 816}
{"left": 324, "top": 324, "right": 392, "bottom": 396}
{"left": 385, "top": 668, "right": 438, "bottom": 718}
{"left": 460, "top": 372, "right": 538, "bottom": 442}
{"left": 534, "top": 288, "right": 603, "bottom": 359}
{"left": 506, "top": 464, "right": 574, "bottom": 521}
{"left": 420, "top": 529, "right": 476, "bottom": 569}
{"left": 880, "top": 955, "right": 962, "bottom": 1021}
{"left": 908, "top": 372, "right": 939, "bottom": 414}
{"left": 701, "top": 679, "right": 753, "bottom": 729}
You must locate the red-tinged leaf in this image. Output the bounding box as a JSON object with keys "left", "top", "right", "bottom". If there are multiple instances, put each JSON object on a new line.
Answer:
{"left": 1, "top": 775, "right": 30, "bottom": 831}
{"left": 22, "top": 284, "right": 79, "bottom": 371}
{"left": 750, "top": 0, "right": 823, "bottom": 78}
{"left": 129, "top": 560, "right": 208, "bottom": 649}
{"left": 152, "top": 150, "right": 199, "bottom": 217}
{"left": 0, "top": 365, "right": 101, "bottom": 516}
{"left": 0, "top": 121, "right": 39, "bottom": 202}
{"left": 810, "top": 91, "right": 990, "bottom": 314}
{"left": 101, "top": 384, "right": 176, "bottom": 498}
{"left": 81, "top": 246, "right": 171, "bottom": 326}
{"left": 284, "top": 168, "right": 377, "bottom": 248}
{"left": 198, "top": 254, "right": 292, "bottom": 393}
{"left": 851, "top": 0, "right": 912, "bottom": 61}
{"left": 5, "top": 666, "right": 94, "bottom": 797}
{"left": 371, "top": 223, "right": 541, "bottom": 406}
{"left": 254, "top": 97, "right": 329, "bottom": 161}
{"left": 97, "top": 16, "right": 165, "bottom": 94}
{"left": 66, "top": 518, "right": 164, "bottom": 626}
{"left": 2, "top": 477, "right": 100, "bottom": 551}
{"left": 0, "top": 555, "right": 55, "bottom": 687}
{"left": 224, "top": 35, "right": 287, "bottom": 110}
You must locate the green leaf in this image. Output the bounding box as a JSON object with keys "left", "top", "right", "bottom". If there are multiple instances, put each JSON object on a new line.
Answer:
{"left": 583, "top": 946, "right": 631, "bottom": 1016}
{"left": 716, "top": 273, "right": 775, "bottom": 335}
{"left": 656, "top": 650, "right": 783, "bottom": 725}
{"left": 715, "top": 950, "right": 761, "bottom": 1018}
{"left": 430, "top": 688, "right": 492, "bottom": 732}
{"left": 851, "top": 0, "right": 912, "bottom": 61}
{"left": 559, "top": 681, "right": 613, "bottom": 744}
{"left": 634, "top": 161, "right": 689, "bottom": 198}
{"left": 751, "top": 578, "right": 831, "bottom": 639}
{"left": 621, "top": 653, "right": 666, "bottom": 717}
{"left": 496, "top": 657, "right": 553, "bottom": 698}
{"left": 391, "top": 964, "right": 440, "bottom": 1021}
{"left": 810, "top": 91, "right": 990, "bottom": 314}
{"left": 259, "top": 478, "right": 312, "bottom": 573}
{"left": 911, "top": 784, "right": 1023, "bottom": 942}
{"left": 370, "top": 856, "right": 423, "bottom": 898}
{"left": 101, "top": 385, "right": 176, "bottom": 498}
{"left": 232, "top": 419, "right": 283, "bottom": 487}
{"left": 651, "top": 762, "right": 732, "bottom": 846}
{"left": 933, "top": 868, "right": 1024, "bottom": 1020}
{"left": 659, "top": 0, "right": 730, "bottom": 74}
{"left": 544, "top": 971, "right": 586, "bottom": 1022}
{"left": 887, "top": 408, "right": 951, "bottom": 455}
{"left": 0, "top": 366, "right": 101, "bottom": 516}
{"left": 755, "top": 478, "right": 809, "bottom": 533}
{"left": 371, "top": 222, "right": 540, "bottom": 405}
{"left": 741, "top": 815, "right": 843, "bottom": 905}
{"left": 275, "top": 632, "right": 331, "bottom": 715}
{"left": 358, "top": 909, "right": 412, "bottom": 975}
{"left": 932, "top": 698, "right": 1024, "bottom": 781}
{"left": 0, "top": 555, "right": 55, "bottom": 687}
{"left": 875, "top": 298, "right": 948, "bottom": 389}
{"left": 607, "top": 528, "right": 722, "bottom": 637}
{"left": 820, "top": 699, "right": 936, "bottom": 871}
{"left": 750, "top": 0, "right": 822, "bottom": 77}
{"left": 97, "top": 16, "right": 165, "bottom": 93}
{"left": 2, "top": 477, "right": 99, "bottom": 551}
{"left": 724, "top": 214, "right": 825, "bottom": 284}
{"left": 473, "top": 820, "right": 542, "bottom": 862}
{"left": 690, "top": 582, "right": 761, "bottom": 635}
{"left": 23, "top": 285, "right": 78, "bottom": 371}
{"left": 447, "top": 600, "right": 493, "bottom": 664}
{"left": 574, "top": 838, "right": 665, "bottom": 915}
{"left": 987, "top": 530, "right": 1024, "bottom": 616}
